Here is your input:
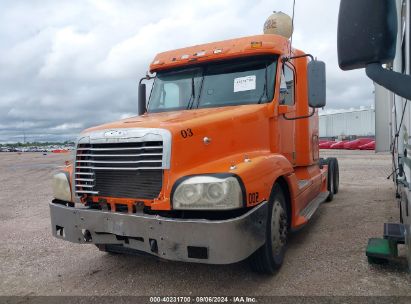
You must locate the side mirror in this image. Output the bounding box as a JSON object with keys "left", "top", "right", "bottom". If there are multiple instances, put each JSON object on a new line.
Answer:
{"left": 337, "top": 0, "right": 411, "bottom": 100}
{"left": 337, "top": 0, "right": 397, "bottom": 71}
{"left": 138, "top": 83, "right": 147, "bottom": 115}
{"left": 307, "top": 60, "right": 326, "bottom": 108}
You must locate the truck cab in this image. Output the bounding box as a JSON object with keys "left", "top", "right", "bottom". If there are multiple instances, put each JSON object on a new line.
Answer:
{"left": 50, "top": 31, "right": 338, "bottom": 274}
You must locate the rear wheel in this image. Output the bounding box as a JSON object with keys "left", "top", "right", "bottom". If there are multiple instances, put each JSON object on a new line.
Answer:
{"left": 249, "top": 183, "right": 288, "bottom": 274}
{"left": 326, "top": 159, "right": 335, "bottom": 202}
{"left": 328, "top": 157, "right": 339, "bottom": 194}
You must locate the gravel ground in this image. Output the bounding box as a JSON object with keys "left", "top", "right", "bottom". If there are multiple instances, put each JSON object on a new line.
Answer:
{"left": 0, "top": 151, "right": 410, "bottom": 296}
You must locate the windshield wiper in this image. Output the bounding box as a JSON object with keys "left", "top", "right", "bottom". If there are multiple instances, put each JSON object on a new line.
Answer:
{"left": 185, "top": 76, "right": 196, "bottom": 109}
{"left": 194, "top": 72, "right": 205, "bottom": 109}
{"left": 258, "top": 64, "right": 269, "bottom": 104}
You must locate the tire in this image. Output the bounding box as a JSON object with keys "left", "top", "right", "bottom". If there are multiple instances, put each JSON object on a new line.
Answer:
{"left": 326, "top": 159, "right": 335, "bottom": 202}
{"left": 249, "top": 183, "right": 288, "bottom": 274}
{"left": 328, "top": 157, "right": 339, "bottom": 194}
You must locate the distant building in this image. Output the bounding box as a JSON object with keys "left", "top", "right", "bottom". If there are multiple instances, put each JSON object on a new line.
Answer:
{"left": 319, "top": 107, "right": 375, "bottom": 138}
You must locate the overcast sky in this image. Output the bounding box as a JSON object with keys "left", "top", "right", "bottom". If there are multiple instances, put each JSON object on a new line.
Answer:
{"left": 0, "top": 0, "right": 374, "bottom": 143}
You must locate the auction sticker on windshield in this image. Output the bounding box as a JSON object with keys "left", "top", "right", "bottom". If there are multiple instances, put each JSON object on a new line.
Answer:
{"left": 234, "top": 75, "right": 256, "bottom": 92}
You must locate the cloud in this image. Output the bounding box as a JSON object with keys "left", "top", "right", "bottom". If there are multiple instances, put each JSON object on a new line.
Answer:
{"left": 0, "top": 0, "right": 375, "bottom": 142}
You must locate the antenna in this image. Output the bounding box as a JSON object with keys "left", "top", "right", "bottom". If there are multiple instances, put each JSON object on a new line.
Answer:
{"left": 289, "top": 0, "right": 296, "bottom": 57}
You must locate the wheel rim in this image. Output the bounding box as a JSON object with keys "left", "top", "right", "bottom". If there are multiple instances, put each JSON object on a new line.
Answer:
{"left": 271, "top": 200, "right": 287, "bottom": 255}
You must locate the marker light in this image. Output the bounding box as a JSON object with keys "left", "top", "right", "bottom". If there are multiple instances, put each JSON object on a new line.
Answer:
{"left": 251, "top": 41, "right": 263, "bottom": 48}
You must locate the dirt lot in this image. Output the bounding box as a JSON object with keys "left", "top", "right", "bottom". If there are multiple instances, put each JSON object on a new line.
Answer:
{"left": 0, "top": 150, "right": 410, "bottom": 296}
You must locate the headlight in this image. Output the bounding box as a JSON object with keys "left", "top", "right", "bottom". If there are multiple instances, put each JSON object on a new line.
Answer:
{"left": 173, "top": 176, "right": 243, "bottom": 210}
{"left": 52, "top": 172, "right": 72, "bottom": 202}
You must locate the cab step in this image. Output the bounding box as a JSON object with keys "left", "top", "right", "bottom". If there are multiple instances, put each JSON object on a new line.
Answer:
{"left": 299, "top": 191, "right": 329, "bottom": 220}
{"left": 366, "top": 238, "right": 398, "bottom": 264}
{"left": 383, "top": 223, "right": 405, "bottom": 244}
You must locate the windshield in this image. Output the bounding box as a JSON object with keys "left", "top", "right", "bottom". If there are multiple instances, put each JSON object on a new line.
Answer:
{"left": 147, "top": 56, "right": 278, "bottom": 113}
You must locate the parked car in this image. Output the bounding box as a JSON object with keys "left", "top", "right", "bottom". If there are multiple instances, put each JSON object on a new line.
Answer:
{"left": 330, "top": 141, "right": 348, "bottom": 149}
{"left": 343, "top": 138, "right": 374, "bottom": 150}
{"left": 319, "top": 141, "right": 335, "bottom": 149}
{"left": 359, "top": 141, "right": 376, "bottom": 150}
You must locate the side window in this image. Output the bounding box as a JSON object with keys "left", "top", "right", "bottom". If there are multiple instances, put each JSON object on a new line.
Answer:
{"left": 158, "top": 83, "right": 180, "bottom": 109}
{"left": 279, "top": 64, "right": 295, "bottom": 105}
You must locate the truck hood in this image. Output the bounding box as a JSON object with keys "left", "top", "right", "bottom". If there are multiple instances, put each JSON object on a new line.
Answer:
{"left": 84, "top": 105, "right": 263, "bottom": 131}
{"left": 83, "top": 104, "right": 271, "bottom": 173}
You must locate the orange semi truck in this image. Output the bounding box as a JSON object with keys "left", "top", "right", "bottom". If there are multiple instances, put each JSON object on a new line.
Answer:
{"left": 50, "top": 14, "right": 339, "bottom": 274}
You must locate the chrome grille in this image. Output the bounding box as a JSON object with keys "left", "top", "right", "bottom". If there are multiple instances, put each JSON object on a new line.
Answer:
{"left": 75, "top": 141, "right": 163, "bottom": 199}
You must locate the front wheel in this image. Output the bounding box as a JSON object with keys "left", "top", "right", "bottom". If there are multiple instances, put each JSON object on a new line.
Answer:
{"left": 249, "top": 183, "right": 288, "bottom": 274}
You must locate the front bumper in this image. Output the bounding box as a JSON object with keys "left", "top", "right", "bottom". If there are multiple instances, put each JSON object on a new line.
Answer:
{"left": 49, "top": 201, "right": 268, "bottom": 264}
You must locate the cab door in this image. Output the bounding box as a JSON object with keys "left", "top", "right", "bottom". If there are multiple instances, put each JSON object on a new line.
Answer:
{"left": 278, "top": 63, "right": 296, "bottom": 166}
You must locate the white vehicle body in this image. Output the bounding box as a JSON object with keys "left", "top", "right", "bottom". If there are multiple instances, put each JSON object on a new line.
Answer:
{"left": 375, "top": 0, "right": 411, "bottom": 269}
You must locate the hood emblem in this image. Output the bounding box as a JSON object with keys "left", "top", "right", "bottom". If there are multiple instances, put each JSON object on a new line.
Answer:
{"left": 104, "top": 130, "right": 127, "bottom": 138}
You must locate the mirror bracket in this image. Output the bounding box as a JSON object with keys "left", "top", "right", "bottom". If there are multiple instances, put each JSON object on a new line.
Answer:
{"left": 139, "top": 74, "right": 155, "bottom": 85}
{"left": 138, "top": 72, "right": 156, "bottom": 116}
{"left": 366, "top": 63, "right": 411, "bottom": 100}
{"left": 282, "top": 108, "right": 316, "bottom": 121}
{"left": 282, "top": 54, "right": 314, "bottom": 63}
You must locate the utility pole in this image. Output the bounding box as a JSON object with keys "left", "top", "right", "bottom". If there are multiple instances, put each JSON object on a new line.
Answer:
{"left": 22, "top": 120, "right": 26, "bottom": 152}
